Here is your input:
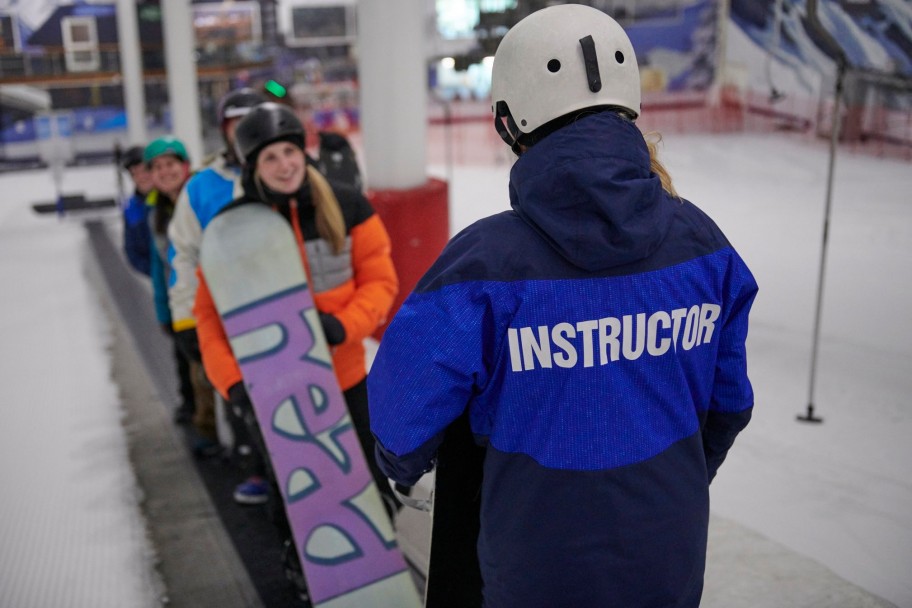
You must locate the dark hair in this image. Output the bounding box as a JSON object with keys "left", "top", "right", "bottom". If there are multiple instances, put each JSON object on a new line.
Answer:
{"left": 153, "top": 192, "right": 176, "bottom": 236}
{"left": 121, "top": 145, "right": 145, "bottom": 170}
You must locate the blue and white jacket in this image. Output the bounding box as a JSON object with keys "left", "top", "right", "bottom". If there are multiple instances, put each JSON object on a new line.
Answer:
{"left": 368, "top": 111, "right": 758, "bottom": 608}
{"left": 166, "top": 154, "right": 242, "bottom": 331}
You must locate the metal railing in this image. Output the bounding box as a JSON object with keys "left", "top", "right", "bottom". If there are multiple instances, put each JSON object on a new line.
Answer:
{"left": 0, "top": 43, "right": 269, "bottom": 83}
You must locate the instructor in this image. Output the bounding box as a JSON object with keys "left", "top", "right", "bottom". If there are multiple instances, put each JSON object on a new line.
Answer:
{"left": 368, "top": 5, "right": 758, "bottom": 607}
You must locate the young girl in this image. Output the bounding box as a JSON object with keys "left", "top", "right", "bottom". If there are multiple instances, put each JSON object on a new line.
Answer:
{"left": 193, "top": 103, "right": 399, "bottom": 511}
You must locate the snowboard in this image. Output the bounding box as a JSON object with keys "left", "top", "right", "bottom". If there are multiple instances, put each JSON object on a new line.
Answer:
{"left": 199, "top": 203, "right": 421, "bottom": 608}
{"left": 423, "top": 412, "right": 485, "bottom": 608}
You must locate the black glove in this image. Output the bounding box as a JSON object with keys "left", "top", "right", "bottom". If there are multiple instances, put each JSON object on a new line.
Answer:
{"left": 319, "top": 313, "right": 346, "bottom": 346}
{"left": 225, "top": 381, "right": 268, "bottom": 473}
{"left": 160, "top": 323, "right": 174, "bottom": 336}
{"left": 227, "top": 381, "right": 256, "bottom": 434}
{"left": 174, "top": 328, "right": 201, "bottom": 362}
{"left": 228, "top": 382, "right": 252, "bottom": 410}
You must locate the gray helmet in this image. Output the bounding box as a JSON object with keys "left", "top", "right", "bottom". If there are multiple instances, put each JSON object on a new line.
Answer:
{"left": 217, "top": 87, "right": 266, "bottom": 130}
{"left": 491, "top": 5, "right": 641, "bottom": 150}
{"left": 233, "top": 102, "right": 305, "bottom": 166}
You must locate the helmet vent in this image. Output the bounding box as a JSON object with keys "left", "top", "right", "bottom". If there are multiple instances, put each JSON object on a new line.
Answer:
{"left": 547, "top": 59, "right": 561, "bottom": 73}
{"left": 615, "top": 51, "right": 625, "bottom": 64}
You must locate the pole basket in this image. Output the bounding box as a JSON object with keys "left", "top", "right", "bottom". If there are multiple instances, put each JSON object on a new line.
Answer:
{"left": 797, "top": 403, "right": 824, "bottom": 423}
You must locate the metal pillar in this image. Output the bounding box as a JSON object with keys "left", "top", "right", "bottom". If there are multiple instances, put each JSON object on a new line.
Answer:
{"left": 357, "top": 0, "right": 427, "bottom": 189}
{"left": 160, "top": 0, "right": 203, "bottom": 166}
{"left": 115, "top": 0, "right": 147, "bottom": 146}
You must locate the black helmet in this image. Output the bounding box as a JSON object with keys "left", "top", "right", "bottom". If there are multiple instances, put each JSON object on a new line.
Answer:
{"left": 234, "top": 102, "right": 306, "bottom": 166}
{"left": 121, "top": 145, "right": 145, "bottom": 170}
{"left": 217, "top": 87, "right": 266, "bottom": 129}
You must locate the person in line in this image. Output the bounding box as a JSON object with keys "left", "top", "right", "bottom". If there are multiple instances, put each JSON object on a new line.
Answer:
{"left": 167, "top": 87, "right": 265, "bottom": 355}
{"left": 193, "top": 102, "right": 400, "bottom": 512}
{"left": 144, "top": 136, "right": 218, "bottom": 453}
{"left": 193, "top": 102, "right": 399, "bottom": 601}
{"left": 367, "top": 5, "right": 758, "bottom": 608}
{"left": 166, "top": 87, "right": 266, "bottom": 500}
{"left": 121, "top": 142, "right": 196, "bottom": 424}
{"left": 120, "top": 145, "right": 155, "bottom": 277}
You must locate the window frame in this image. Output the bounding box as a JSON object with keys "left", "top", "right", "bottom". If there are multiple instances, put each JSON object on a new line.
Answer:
{"left": 61, "top": 15, "right": 100, "bottom": 72}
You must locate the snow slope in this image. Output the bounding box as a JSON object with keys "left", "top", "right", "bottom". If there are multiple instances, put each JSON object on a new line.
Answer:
{"left": 0, "top": 130, "right": 910, "bottom": 606}
{"left": 0, "top": 168, "right": 161, "bottom": 607}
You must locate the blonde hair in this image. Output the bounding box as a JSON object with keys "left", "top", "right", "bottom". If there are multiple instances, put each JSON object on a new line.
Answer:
{"left": 643, "top": 131, "right": 679, "bottom": 199}
{"left": 306, "top": 164, "right": 347, "bottom": 254}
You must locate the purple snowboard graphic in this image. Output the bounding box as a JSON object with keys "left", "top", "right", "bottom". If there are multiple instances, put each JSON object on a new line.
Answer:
{"left": 200, "top": 204, "right": 420, "bottom": 607}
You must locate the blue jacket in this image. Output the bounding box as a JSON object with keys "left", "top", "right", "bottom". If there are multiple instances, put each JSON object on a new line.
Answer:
{"left": 122, "top": 190, "right": 151, "bottom": 276}
{"left": 368, "top": 112, "right": 757, "bottom": 608}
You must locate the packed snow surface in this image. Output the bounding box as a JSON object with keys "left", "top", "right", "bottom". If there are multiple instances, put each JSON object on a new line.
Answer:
{"left": 0, "top": 130, "right": 910, "bottom": 606}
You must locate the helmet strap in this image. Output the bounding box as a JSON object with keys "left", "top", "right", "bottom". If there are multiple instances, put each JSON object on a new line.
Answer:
{"left": 498, "top": 105, "right": 637, "bottom": 157}
{"left": 493, "top": 101, "right": 524, "bottom": 156}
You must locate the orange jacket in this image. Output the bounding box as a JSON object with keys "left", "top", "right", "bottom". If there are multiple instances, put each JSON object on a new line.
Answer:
{"left": 194, "top": 189, "right": 398, "bottom": 398}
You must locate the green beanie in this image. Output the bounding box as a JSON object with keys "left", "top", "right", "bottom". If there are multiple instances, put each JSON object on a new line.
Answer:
{"left": 144, "top": 136, "right": 190, "bottom": 165}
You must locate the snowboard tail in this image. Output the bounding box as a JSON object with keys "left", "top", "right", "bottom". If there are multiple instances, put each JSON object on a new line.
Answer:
{"left": 424, "top": 412, "right": 485, "bottom": 608}
{"left": 200, "top": 204, "right": 420, "bottom": 607}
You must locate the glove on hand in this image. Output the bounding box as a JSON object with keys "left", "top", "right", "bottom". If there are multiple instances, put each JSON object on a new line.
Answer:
{"left": 319, "top": 313, "right": 346, "bottom": 346}
{"left": 227, "top": 382, "right": 252, "bottom": 410}
{"left": 174, "top": 328, "right": 201, "bottom": 362}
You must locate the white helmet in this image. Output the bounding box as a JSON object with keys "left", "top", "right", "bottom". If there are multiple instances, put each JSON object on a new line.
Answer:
{"left": 491, "top": 4, "right": 641, "bottom": 151}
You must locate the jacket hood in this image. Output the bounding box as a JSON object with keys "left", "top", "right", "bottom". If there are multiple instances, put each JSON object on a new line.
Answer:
{"left": 509, "top": 111, "right": 675, "bottom": 272}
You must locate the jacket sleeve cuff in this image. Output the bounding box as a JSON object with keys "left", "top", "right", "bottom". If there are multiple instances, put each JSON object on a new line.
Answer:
{"left": 372, "top": 431, "right": 444, "bottom": 487}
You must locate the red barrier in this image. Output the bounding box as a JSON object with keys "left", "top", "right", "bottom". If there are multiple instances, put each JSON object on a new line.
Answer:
{"left": 368, "top": 177, "right": 450, "bottom": 339}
